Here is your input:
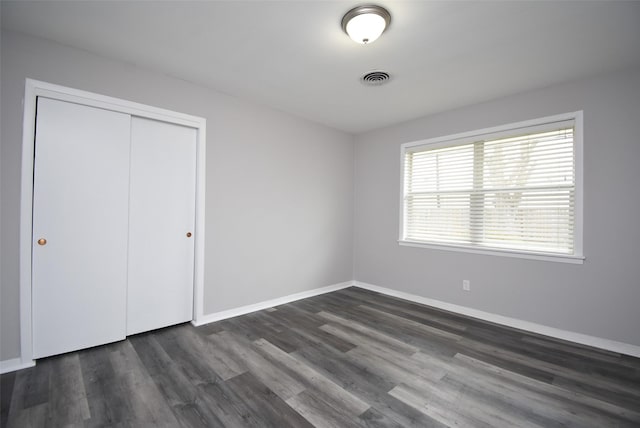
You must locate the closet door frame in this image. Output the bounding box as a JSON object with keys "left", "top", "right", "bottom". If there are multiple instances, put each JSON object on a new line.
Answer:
{"left": 18, "top": 79, "right": 207, "bottom": 368}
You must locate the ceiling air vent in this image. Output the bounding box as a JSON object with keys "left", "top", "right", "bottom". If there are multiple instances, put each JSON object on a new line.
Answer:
{"left": 361, "top": 71, "right": 390, "bottom": 86}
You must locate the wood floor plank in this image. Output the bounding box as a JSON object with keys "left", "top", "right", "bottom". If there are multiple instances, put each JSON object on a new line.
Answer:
{"left": 288, "top": 324, "right": 357, "bottom": 353}
{"left": 268, "top": 303, "right": 327, "bottom": 329}
{"left": 128, "top": 333, "right": 198, "bottom": 407}
{"left": 320, "top": 322, "right": 412, "bottom": 358}
{"left": 343, "top": 288, "right": 480, "bottom": 328}
{"left": 195, "top": 377, "right": 269, "bottom": 428}
{"left": 216, "top": 311, "right": 283, "bottom": 343}
{"left": 392, "top": 372, "right": 554, "bottom": 428}
{"left": 338, "top": 288, "right": 469, "bottom": 333}
{"left": 552, "top": 375, "right": 640, "bottom": 413}
{"left": 167, "top": 326, "right": 247, "bottom": 382}
{"left": 346, "top": 344, "right": 447, "bottom": 387}
{"left": 357, "top": 407, "right": 406, "bottom": 428}
{"left": 207, "top": 330, "right": 306, "bottom": 400}
{"left": 439, "top": 374, "right": 569, "bottom": 428}
{"left": 389, "top": 382, "right": 496, "bottom": 428}
{"left": 171, "top": 401, "right": 223, "bottom": 428}
{"left": 331, "top": 304, "right": 462, "bottom": 358}
{"left": 291, "top": 341, "right": 396, "bottom": 395}
{"left": 298, "top": 294, "right": 358, "bottom": 314}
{"left": 172, "top": 325, "right": 245, "bottom": 382}
{"left": 260, "top": 325, "right": 313, "bottom": 354}
{"left": 5, "top": 368, "right": 32, "bottom": 426}
{"left": 79, "top": 346, "right": 131, "bottom": 427}
{"left": 472, "top": 328, "right": 640, "bottom": 385}
{"left": 458, "top": 336, "right": 640, "bottom": 400}
{"left": 452, "top": 353, "right": 640, "bottom": 425}
{"left": 356, "top": 305, "right": 462, "bottom": 342}
{"left": 253, "top": 338, "right": 370, "bottom": 416}
{"left": 21, "top": 358, "right": 50, "bottom": 409}
{"left": 108, "top": 340, "right": 181, "bottom": 427}
{"left": 133, "top": 332, "right": 236, "bottom": 428}
{"left": 291, "top": 342, "right": 446, "bottom": 427}
{"left": 444, "top": 361, "right": 637, "bottom": 428}
{"left": 46, "top": 353, "right": 90, "bottom": 426}
{"left": 318, "top": 311, "right": 419, "bottom": 355}
{"left": 316, "top": 292, "right": 367, "bottom": 308}
{"left": 288, "top": 297, "right": 328, "bottom": 314}
{"left": 227, "top": 371, "right": 314, "bottom": 428}
{"left": 0, "top": 371, "right": 15, "bottom": 428}
{"left": 450, "top": 345, "right": 557, "bottom": 384}
{"left": 5, "top": 402, "right": 48, "bottom": 428}
{"left": 520, "top": 335, "right": 623, "bottom": 360}
{"left": 286, "top": 389, "right": 365, "bottom": 428}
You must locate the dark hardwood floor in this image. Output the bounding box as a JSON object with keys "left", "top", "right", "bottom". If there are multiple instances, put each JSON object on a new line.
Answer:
{"left": 2, "top": 287, "right": 640, "bottom": 427}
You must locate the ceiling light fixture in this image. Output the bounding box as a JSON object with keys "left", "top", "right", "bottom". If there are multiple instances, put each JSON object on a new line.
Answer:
{"left": 341, "top": 5, "right": 391, "bottom": 45}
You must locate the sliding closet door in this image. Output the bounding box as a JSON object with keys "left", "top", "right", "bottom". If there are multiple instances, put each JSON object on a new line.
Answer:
{"left": 32, "top": 98, "right": 131, "bottom": 359}
{"left": 127, "top": 117, "right": 197, "bottom": 335}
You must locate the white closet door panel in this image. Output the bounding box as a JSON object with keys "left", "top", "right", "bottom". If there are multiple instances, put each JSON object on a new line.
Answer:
{"left": 127, "top": 117, "right": 196, "bottom": 335}
{"left": 32, "top": 97, "right": 130, "bottom": 359}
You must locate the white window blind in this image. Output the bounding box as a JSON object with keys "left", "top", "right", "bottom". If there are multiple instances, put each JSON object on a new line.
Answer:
{"left": 401, "top": 115, "right": 582, "bottom": 259}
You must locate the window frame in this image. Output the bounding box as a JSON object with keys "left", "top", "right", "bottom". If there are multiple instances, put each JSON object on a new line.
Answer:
{"left": 398, "top": 111, "right": 584, "bottom": 264}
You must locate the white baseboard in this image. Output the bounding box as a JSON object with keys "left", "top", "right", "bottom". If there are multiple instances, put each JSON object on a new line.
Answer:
{"left": 2, "top": 281, "right": 353, "bottom": 373}
{"left": 353, "top": 281, "right": 640, "bottom": 358}
{"left": 0, "top": 357, "right": 35, "bottom": 374}
{"left": 192, "top": 280, "right": 355, "bottom": 326}
{"left": 5, "top": 278, "right": 636, "bottom": 373}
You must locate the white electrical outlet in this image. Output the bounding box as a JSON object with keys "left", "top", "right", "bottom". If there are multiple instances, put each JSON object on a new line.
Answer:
{"left": 462, "top": 280, "right": 471, "bottom": 291}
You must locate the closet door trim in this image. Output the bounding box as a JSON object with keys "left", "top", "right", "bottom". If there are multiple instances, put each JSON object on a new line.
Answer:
{"left": 19, "top": 78, "right": 207, "bottom": 367}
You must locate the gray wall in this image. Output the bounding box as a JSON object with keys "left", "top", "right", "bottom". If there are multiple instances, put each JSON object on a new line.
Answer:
{"left": 3, "top": 30, "right": 639, "bottom": 364}
{"left": 354, "top": 67, "right": 640, "bottom": 346}
{"left": 0, "top": 31, "right": 354, "bottom": 361}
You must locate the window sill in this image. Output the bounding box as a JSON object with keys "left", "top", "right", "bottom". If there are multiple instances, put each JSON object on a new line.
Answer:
{"left": 398, "top": 240, "right": 585, "bottom": 264}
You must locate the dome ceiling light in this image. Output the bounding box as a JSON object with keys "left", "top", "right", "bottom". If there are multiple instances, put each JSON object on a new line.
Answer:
{"left": 341, "top": 5, "right": 391, "bottom": 45}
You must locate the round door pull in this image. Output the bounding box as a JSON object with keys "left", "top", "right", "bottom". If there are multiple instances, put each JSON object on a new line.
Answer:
{"left": 186, "top": 232, "right": 192, "bottom": 238}
{"left": 37, "top": 238, "right": 47, "bottom": 246}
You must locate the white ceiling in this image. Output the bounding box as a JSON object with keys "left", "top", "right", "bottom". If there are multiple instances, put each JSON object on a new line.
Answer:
{"left": 2, "top": 1, "right": 640, "bottom": 134}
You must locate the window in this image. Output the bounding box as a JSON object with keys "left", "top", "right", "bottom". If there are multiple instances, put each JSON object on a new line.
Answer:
{"left": 400, "top": 112, "right": 583, "bottom": 263}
